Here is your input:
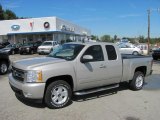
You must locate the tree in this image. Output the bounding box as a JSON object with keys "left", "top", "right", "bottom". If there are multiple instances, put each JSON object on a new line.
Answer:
{"left": 91, "top": 35, "right": 97, "bottom": 40}
{"left": 4, "top": 9, "right": 17, "bottom": 20}
{"left": 0, "top": 4, "right": 4, "bottom": 20}
{"left": 100, "top": 35, "right": 112, "bottom": 42}
{"left": 138, "top": 35, "right": 146, "bottom": 43}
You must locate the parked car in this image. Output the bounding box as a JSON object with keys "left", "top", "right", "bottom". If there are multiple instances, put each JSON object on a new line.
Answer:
{"left": 37, "top": 41, "right": 58, "bottom": 54}
{"left": 152, "top": 48, "right": 160, "bottom": 60}
{"left": 0, "top": 52, "right": 10, "bottom": 75}
{"left": 9, "top": 42, "right": 153, "bottom": 109}
{"left": 19, "top": 42, "right": 42, "bottom": 54}
{"left": 0, "top": 42, "right": 10, "bottom": 49}
{"left": 118, "top": 42, "right": 142, "bottom": 55}
{"left": 0, "top": 43, "right": 22, "bottom": 55}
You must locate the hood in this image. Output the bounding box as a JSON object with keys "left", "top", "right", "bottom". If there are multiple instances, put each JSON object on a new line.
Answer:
{"left": 0, "top": 48, "right": 11, "bottom": 51}
{"left": 38, "top": 46, "right": 52, "bottom": 49}
{"left": 13, "top": 57, "right": 66, "bottom": 70}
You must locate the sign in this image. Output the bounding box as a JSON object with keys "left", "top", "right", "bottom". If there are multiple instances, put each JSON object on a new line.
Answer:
{"left": 44, "top": 22, "right": 50, "bottom": 29}
{"left": 11, "top": 25, "right": 20, "bottom": 31}
{"left": 61, "top": 25, "right": 75, "bottom": 32}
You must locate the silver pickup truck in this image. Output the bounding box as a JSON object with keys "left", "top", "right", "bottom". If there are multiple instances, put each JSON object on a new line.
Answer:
{"left": 9, "top": 42, "right": 153, "bottom": 109}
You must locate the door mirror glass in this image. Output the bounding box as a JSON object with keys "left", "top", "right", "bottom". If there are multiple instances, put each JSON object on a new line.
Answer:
{"left": 81, "top": 55, "right": 93, "bottom": 63}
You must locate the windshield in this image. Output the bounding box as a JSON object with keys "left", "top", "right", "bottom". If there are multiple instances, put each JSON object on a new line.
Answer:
{"left": 42, "top": 42, "right": 52, "bottom": 46}
{"left": 48, "top": 44, "right": 85, "bottom": 61}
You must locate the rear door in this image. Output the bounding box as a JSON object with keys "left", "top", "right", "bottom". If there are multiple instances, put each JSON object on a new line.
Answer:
{"left": 104, "top": 45, "right": 122, "bottom": 84}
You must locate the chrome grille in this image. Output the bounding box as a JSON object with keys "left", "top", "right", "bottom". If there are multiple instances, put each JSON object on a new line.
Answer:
{"left": 12, "top": 67, "right": 25, "bottom": 82}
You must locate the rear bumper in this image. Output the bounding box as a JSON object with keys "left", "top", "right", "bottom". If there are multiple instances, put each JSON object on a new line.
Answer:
{"left": 9, "top": 74, "right": 45, "bottom": 99}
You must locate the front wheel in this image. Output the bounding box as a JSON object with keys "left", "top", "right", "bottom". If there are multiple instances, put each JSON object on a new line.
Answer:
{"left": 44, "top": 80, "right": 72, "bottom": 109}
{"left": 0, "top": 62, "right": 8, "bottom": 75}
{"left": 129, "top": 71, "right": 144, "bottom": 90}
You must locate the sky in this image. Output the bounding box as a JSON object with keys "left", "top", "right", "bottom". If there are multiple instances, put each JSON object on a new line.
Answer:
{"left": 0, "top": 0, "right": 160, "bottom": 38}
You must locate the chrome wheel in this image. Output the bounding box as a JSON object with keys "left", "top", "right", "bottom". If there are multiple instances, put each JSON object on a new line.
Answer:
{"left": 51, "top": 86, "right": 68, "bottom": 105}
{"left": 0, "top": 63, "right": 7, "bottom": 74}
{"left": 135, "top": 75, "right": 143, "bottom": 88}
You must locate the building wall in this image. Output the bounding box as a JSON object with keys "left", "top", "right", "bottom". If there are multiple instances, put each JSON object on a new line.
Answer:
{"left": 0, "top": 17, "right": 91, "bottom": 43}
{"left": 0, "top": 17, "right": 57, "bottom": 35}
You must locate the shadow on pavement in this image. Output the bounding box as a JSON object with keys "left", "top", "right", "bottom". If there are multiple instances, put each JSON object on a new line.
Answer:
{"left": 15, "top": 94, "right": 46, "bottom": 108}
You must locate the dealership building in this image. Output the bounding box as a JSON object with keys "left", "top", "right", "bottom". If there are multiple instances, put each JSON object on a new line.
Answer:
{"left": 0, "top": 17, "right": 91, "bottom": 44}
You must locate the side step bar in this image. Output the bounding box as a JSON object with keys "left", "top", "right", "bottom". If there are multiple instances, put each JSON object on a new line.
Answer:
{"left": 74, "top": 84, "right": 119, "bottom": 96}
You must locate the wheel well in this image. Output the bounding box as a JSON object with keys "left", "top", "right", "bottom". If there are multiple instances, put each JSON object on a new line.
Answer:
{"left": 0, "top": 59, "right": 9, "bottom": 67}
{"left": 45, "top": 75, "right": 74, "bottom": 90}
{"left": 135, "top": 66, "right": 147, "bottom": 76}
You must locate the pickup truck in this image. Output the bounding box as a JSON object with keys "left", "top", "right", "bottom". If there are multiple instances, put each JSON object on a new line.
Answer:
{"left": 9, "top": 42, "right": 153, "bottom": 109}
{"left": 0, "top": 52, "right": 10, "bottom": 75}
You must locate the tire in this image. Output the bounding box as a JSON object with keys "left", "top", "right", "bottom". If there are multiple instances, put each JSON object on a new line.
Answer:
{"left": 11, "top": 50, "right": 15, "bottom": 55}
{"left": 20, "top": 52, "right": 23, "bottom": 55}
{"left": 132, "top": 51, "right": 139, "bottom": 55}
{"left": 0, "top": 61, "right": 8, "bottom": 75}
{"left": 44, "top": 80, "right": 72, "bottom": 109}
{"left": 153, "top": 57, "right": 158, "bottom": 60}
{"left": 30, "top": 50, "right": 33, "bottom": 54}
{"left": 129, "top": 71, "right": 144, "bottom": 90}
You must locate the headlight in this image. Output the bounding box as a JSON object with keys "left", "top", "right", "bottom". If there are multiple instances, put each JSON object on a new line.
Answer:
{"left": 26, "top": 70, "right": 43, "bottom": 83}
{"left": 26, "top": 48, "right": 30, "bottom": 50}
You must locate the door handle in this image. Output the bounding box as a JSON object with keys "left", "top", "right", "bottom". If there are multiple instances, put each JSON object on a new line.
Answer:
{"left": 99, "top": 65, "right": 106, "bottom": 68}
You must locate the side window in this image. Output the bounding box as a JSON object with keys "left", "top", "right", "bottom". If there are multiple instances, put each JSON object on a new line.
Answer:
{"left": 83, "top": 45, "right": 104, "bottom": 62}
{"left": 105, "top": 45, "right": 117, "bottom": 60}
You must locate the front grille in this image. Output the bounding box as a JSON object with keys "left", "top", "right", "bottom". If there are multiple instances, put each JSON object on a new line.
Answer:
{"left": 12, "top": 67, "right": 25, "bottom": 82}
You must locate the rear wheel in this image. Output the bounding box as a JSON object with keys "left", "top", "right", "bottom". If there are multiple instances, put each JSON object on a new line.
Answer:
{"left": 44, "top": 80, "right": 72, "bottom": 109}
{"left": 0, "top": 61, "right": 8, "bottom": 75}
{"left": 129, "top": 71, "right": 144, "bottom": 90}
{"left": 132, "top": 51, "right": 139, "bottom": 55}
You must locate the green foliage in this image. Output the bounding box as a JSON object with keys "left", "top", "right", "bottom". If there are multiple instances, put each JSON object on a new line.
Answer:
{"left": 0, "top": 4, "right": 4, "bottom": 20}
{"left": 100, "top": 35, "right": 113, "bottom": 42}
{"left": 91, "top": 35, "right": 97, "bottom": 40}
{"left": 0, "top": 4, "right": 18, "bottom": 20}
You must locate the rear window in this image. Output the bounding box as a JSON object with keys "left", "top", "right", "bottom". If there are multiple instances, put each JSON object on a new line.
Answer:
{"left": 42, "top": 42, "right": 52, "bottom": 46}
{"left": 105, "top": 45, "right": 117, "bottom": 60}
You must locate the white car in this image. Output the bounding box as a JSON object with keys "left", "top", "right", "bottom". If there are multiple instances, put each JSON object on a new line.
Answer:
{"left": 38, "top": 41, "right": 58, "bottom": 54}
{"left": 118, "top": 42, "right": 142, "bottom": 55}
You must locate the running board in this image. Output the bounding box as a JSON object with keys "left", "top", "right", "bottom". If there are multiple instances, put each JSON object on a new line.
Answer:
{"left": 74, "top": 84, "right": 119, "bottom": 96}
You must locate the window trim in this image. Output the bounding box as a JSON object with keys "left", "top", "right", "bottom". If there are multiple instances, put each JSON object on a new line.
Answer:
{"left": 81, "top": 45, "right": 104, "bottom": 62}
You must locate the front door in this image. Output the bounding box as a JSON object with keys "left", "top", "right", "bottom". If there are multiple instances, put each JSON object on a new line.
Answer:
{"left": 76, "top": 45, "right": 107, "bottom": 90}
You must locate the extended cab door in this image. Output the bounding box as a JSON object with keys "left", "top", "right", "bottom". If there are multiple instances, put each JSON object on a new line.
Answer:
{"left": 103, "top": 45, "right": 122, "bottom": 84}
{"left": 76, "top": 45, "right": 108, "bottom": 90}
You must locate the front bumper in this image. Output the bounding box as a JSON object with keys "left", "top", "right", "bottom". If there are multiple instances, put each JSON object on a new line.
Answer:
{"left": 9, "top": 73, "right": 45, "bottom": 99}
{"left": 37, "top": 49, "right": 50, "bottom": 54}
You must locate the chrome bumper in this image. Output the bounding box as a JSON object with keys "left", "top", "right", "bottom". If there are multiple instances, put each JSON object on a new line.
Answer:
{"left": 9, "top": 74, "right": 45, "bottom": 99}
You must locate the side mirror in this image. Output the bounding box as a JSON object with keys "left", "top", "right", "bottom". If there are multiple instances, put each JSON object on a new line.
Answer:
{"left": 81, "top": 55, "right": 93, "bottom": 63}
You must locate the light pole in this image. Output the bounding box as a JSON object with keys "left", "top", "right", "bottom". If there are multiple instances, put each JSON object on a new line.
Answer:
{"left": 147, "top": 8, "right": 160, "bottom": 55}
{"left": 147, "top": 9, "right": 150, "bottom": 55}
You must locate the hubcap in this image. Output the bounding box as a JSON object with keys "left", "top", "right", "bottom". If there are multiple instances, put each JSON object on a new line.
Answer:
{"left": 0, "top": 63, "right": 7, "bottom": 73}
{"left": 51, "top": 86, "right": 68, "bottom": 105}
{"left": 136, "top": 75, "right": 143, "bottom": 88}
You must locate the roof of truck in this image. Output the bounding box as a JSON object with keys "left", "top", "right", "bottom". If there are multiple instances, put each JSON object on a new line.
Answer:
{"left": 65, "top": 42, "right": 115, "bottom": 46}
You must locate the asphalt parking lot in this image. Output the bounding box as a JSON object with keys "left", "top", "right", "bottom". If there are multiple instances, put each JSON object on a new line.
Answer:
{"left": 0, "top": 54, "right": 160, "bottom": 120}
